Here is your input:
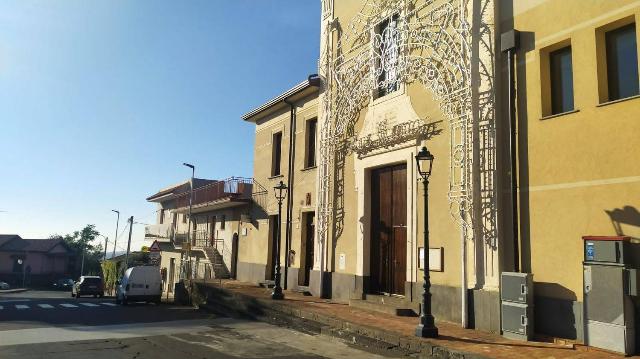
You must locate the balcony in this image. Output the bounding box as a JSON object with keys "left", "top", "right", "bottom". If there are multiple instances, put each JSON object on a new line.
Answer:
{"left": 173, "top": 230, "right": 215, "bottom": 248}
{"left": 175, "top": 177, "right": 254, "bottom": 212}
{"left": 144, "top": 223, "right": 174, "bottom": 239}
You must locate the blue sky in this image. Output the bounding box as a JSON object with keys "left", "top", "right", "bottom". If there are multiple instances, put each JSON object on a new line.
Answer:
{"left": 0, "top": 1, "right": 320, "bottom": 253}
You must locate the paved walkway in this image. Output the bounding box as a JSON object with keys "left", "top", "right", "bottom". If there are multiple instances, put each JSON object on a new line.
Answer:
{"left": 202, "top": 280, "right": 629, "bottom": 359}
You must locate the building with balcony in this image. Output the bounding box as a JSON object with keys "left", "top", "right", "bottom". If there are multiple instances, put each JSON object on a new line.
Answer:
{"left": 146, "top": 176, "right": 261, "bottom": 292}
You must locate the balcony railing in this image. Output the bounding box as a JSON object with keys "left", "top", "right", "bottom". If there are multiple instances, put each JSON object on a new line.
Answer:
{"left": 175, "top": 177, "right": 253, "bottom": 209}
{"left": 144, "top": 223, "right": 174, "bottom": 239}
{"left": 174, "top": 230, "right": 214, "bottom": 248}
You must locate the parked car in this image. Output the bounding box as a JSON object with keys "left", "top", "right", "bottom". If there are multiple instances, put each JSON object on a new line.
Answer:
{"left": 72, "top": 276, "right": 104, "bottom": 298}
{"left": 116, "top": 266, "right": 162, "bottom": 305}
{"left": 52, "top": 278, "right": 74, "bottom": 291}
{"left": 0, "top": 281, "right": 9, "bottom": 290}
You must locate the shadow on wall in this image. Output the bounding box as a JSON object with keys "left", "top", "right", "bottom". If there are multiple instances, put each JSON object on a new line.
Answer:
{"left": 534, "top": 282, "right": 581, "bottom": 340}
{"left": 606, "top": 206, "right": 640, "bottom": 240}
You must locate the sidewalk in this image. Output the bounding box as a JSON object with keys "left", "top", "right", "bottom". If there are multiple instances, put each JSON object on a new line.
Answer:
{"left": 0, "top": 288, "right": 28, "bottom": 294}
{"left": 193, "top": 280, "right": 627, "bottom": 359}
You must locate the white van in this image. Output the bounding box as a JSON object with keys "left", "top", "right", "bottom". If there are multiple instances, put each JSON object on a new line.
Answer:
{"left": 115, "top": 266, "right": 162, "bottom": 305}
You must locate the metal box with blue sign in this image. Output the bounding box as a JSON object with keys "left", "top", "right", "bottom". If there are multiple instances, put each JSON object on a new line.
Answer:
{"left": 583, "top": 236, "right": 638, "bottom": 355}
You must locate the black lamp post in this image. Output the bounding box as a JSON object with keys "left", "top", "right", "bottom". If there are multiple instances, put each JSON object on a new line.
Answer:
{"left": 415, "top": 146, "right": 438, "bottom": 338}
{"left": 272, "top": 180, "right": 288, "bottom": 300}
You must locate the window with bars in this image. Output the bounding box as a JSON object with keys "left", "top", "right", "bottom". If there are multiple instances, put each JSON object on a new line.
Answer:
{"left": 376, "top": 14, "right": 400, "bottom": 98}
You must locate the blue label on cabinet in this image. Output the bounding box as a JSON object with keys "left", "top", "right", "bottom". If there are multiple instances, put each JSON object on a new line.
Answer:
{"left": 586, "top": 242, "right": 595, "bottom": 261}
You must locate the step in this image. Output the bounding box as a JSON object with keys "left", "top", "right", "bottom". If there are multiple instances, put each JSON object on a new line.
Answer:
{"left": 258, "top": 280, "right": 275, "bottom": 288}
{"left": 293, "top": 285, "right": 312, "bottom": 296}
{"left": 350, "top": 295, "right": 418, "bottom": 317}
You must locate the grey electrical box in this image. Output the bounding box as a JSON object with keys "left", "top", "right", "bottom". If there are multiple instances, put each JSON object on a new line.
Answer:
{"left": 501, "top": 301, "right": 533, "bottom": 341}
{"left": 584, "top": 236, "right": 630, "bottom": 264}
{"left": 501, "top": 272, "right": 533, "bottom": 304}
{"left": 583, "top": 236, "right": 637, "bottom": 355}
{"left": 501, "top": 272, "right": 534, "bottom": 341}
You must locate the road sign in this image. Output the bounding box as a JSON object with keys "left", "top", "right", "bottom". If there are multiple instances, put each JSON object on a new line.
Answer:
{"left": 149, "top": 240, "right": 161, "bottom": 252}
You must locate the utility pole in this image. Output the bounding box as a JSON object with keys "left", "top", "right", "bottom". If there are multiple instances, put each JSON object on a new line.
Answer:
{"left": 103, "top": 236, "right": 108, "bottom": 261}
{"left": 80, "top": 247, "right": 85, "bottom": 276}
{"left": 124, "top": 216, "right": 133, "bottom": 271}
{"left": 111, "top": 210, "right": 120, "bottom": 259}
{"left": 182, "top": 163, "right": 195, "bottom": 278}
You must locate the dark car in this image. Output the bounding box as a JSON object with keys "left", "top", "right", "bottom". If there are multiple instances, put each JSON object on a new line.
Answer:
{"left": 52, "top": 278, "right": 74, "bottom": 291}
{"left": 71, "top": 276, "right": 104, "bottom": 298}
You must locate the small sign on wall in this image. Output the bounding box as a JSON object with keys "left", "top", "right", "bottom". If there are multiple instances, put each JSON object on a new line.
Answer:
{"left": 339, "top": 253, "right": 346, "bottom": 270}
{"left": 418, "top": 247, "right": 443, "bottom": 272}
{"left": 241, "top": 227, "right": 248, "bottom": 236}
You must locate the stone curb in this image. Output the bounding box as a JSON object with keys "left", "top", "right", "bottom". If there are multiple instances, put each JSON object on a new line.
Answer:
{"left": 195, "top": 283, "right": 488, "bottom": 359}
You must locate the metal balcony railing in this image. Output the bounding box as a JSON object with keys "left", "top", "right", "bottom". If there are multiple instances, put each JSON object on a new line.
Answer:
{"left": 175, "top": 177, "right": 253, "bottom": 209}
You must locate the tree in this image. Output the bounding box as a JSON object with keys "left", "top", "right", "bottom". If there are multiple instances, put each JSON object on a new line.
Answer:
{"left": 51, "top": 224, "right": 104, "bottom": 277}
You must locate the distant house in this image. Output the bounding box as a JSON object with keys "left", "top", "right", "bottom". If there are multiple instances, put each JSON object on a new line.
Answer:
{"left": 0, "top": 235, "right": 76, "bottom": 286}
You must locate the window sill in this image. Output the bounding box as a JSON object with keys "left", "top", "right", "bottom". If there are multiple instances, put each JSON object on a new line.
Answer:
{"left": 597, "top": 94, "right": 640, "bottom": 107}
{"left": 301, "top": 166, "right": 317, "bottom": 172}
{"left": 268, "top": 174, "right": 284, "bottom": 180}
{"left": 540, "top": 109, "right": 580, "bottom": 121}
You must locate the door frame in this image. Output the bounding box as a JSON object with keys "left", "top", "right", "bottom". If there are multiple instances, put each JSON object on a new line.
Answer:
{"left": 298, "top": 211, "right": 316, "bottom": 286}
{"left": 354, "top": 146, "right": 419, "bottom": 297}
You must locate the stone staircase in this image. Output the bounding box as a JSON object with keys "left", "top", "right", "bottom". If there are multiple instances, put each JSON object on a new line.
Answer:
{"left": 349, "top": 293, "right": 419, "bottom": 317}
{"left": 203, "top": 246, "right": 230, "bottom": 279}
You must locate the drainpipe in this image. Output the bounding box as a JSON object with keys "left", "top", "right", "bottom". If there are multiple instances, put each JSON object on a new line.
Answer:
{"left": 461, "top": 210, "right": 468, "bottom": 328}
{"left": 283, "top": 98, "right": 296, "bottom": 290}
{"left": 501, "top": 29, "right": 520, "bottom": 272}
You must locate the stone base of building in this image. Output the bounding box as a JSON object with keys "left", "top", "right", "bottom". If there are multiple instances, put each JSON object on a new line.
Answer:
{"left": 236, "top": 261, "right": 267, "bottom": 284}
{"left": 239, "top": 266, "right": 583, "bottom": 341}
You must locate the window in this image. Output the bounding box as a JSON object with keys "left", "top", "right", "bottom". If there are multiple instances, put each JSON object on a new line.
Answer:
{"left": 305, "top": 118, "right": 317, "bottom": 168}
{"left": 606, "top": 23, "right": 639, "bottom": 101}
{"left": 376, "top": 14, "right": 400, "bottom": 98}
{"left": 182, "top": 214, "right": 187, "bottom": 224}
{"left": 549, "top": 46, "right": 574, "bottom": 114}
{"left": 159, "top": 209, "right": 165, "bottom": 224}
{"left": 271, "top": 132, "right": 283, "bottom": 176}
{"left": 220, "top": 215, "right": 226, "bottom": 230}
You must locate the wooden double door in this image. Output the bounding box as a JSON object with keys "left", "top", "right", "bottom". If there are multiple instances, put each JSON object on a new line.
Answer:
{"left": 371, "top": 164, "right": 407, "bottom": 295}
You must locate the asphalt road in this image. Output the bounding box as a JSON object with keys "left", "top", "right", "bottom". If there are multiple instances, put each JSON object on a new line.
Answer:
{"left": 0, "top": 290, "right": 404, "bottom": 358}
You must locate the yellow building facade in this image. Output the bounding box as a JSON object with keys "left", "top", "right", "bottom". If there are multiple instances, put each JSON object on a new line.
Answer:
{"left": 505, "top": 0, "right": 640, "bottom": 341}
{"left": 236, "top": 0, "right": 640, "bottom": 344}
{"left": 237, "top": 80, "right": 320, "bottom": 291}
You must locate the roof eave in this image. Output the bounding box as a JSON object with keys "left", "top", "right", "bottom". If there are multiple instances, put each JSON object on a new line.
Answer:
{"left": 241, "top": 76, "right": 320, "bottom": 122}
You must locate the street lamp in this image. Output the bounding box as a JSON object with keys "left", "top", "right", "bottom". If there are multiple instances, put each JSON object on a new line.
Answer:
{"left": 414, "top": 146, "right": 438, "bottom": 338}
{"left": 17, "top": 258, "right": 25, "bottom": 288}
{"left": 111, "top": 210, "right": 120, "bottom": 259}
{"left": 183, "top": 163, "right": 195, "bottom": 279}
{"left": 272, "top": 180, "right": 288, "bottom": 300}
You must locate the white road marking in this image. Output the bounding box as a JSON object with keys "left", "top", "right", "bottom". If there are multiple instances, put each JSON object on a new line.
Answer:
{"left": 100, "top": 302, "right": 117, "bottom": 306}
{"left": 0, "top": 299, "right": 31, "bottom": 303}
{"left": 79, "top": 302, "right": 99, "bottom": 307}
{"left": 37, "top": 304, "right": 54, "bottom": 309}
{"left": 59, "top": 303, "right": 78, "bottom": 308}
{"left": 15, "top": 305, "right": 29, "bottom": 310}
{"left": 0, "top": 319, "right": 221, "bottom": 347}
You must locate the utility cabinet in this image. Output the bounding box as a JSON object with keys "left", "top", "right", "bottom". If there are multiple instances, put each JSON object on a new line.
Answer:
{"left": 583, "top": 236, "right": 638, "bottom": 355}
{"left": 501, "top": 272, "right": 534, "bottom": 340}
